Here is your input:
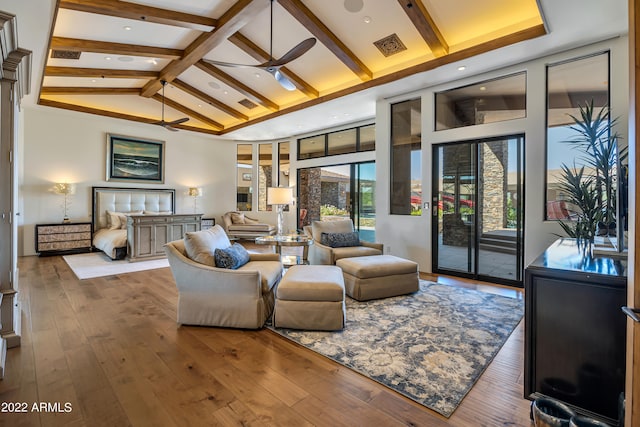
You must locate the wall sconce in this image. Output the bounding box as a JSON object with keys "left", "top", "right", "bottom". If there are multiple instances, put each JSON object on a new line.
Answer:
{"left": 267, "top": 187, "right": 293, "bottom": 236}
{"left": 187, "top": 187, "right": 202, "bottom": 213}
{"left": 53, "top": 183, "right": 76, "bottom": 223}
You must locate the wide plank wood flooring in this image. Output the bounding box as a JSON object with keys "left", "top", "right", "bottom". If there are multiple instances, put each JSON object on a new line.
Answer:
{"left": 0, "top": 255, "right": 532, "bottom": 426}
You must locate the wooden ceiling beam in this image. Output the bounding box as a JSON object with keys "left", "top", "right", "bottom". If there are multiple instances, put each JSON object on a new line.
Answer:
{"left": 40, "top": 87, "right": 140, "bottom": 95}
{"left": 151, "top": 93, "right": 224, "bottom": 130}
{"left": 140, "top": 0, "right": 268, "bottom": 98}
{"left": 397, "top": 0, "right": 448, "bottom": 57}
{"left": 172, "top": 79, "right": 248, "bottom": 121}
{"left": 222, "top": 24, "right": 547, "bottom": 135}
{"left": 195, "top": 60, "right": 279, "bottom": 112}
{"left": 58, "top": 0, "right": 217, "bottom": 31}
{"left": 277, "top": 0, "right": 372, "bottom": 81}
{"left": 45, "top": 66, "right": 159, "bottom": 79}
{"left": 228, "top": 32, "right": 319, "bottom": 98}
{"left": 51, "top": 37, "right": 183, "bottom": 59}
{"left": 38, "top": 98, "right": 221, "bottom": 135}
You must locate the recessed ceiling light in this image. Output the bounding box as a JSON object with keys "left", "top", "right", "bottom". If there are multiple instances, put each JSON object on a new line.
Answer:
{"left": 123, "top": 26, "right": 132, "bottom": 31}
{"left": 223, "top": 90, "right": 229, "bottom": 95}
{"left": 344, "top": 0, "right": 364, "bottom": 13}
{"left": 255, "top": 73, "right": 261, "bottom": 78}
{"left": 457, "top": 66, "right": 466, "bottom": 71}
{"left": 198, "top": 104, "right": 202, "bottom": 108}
{"left": 148, "top": 58, "right": 158, "bottom": 65}
{"left": 208, "top": 81, "right": 220, "bottom": 90}
{"left": 363, "top": 16, "right": 372, "bottom": 24}
{"left": 479, "top": 86, "right": 486, "bottom": 91}
{"left": 118, "top": 56, "right": 133, "bottom": 62}
{"left": 105, "top": 56, "right": 112, "bottom": 61}
{"left": 91, "top": 79, "right": 97, "bottom": 83}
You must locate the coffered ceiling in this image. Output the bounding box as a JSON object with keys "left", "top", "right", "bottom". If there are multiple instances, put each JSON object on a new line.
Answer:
{"left": 38, "top": 0, "right": 546, "bottom": 136}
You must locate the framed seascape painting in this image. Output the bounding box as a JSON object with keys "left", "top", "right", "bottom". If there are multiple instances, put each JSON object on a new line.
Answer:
{"left": 106, "top": 134, "right": 165, "bottom": 183}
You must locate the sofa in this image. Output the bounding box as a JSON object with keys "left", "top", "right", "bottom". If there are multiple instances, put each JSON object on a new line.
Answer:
{"left": 164, "top": 224, "right": 282, "bottom": 329}
{"left": 304, "top": 218, "right": 383, "bottom": 265}
{"left": 221, "top": 211, "right": 276, "bottom": 239}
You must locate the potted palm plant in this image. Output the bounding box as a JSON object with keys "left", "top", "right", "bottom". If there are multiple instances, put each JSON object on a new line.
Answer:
{"left": 556, "top": 101, "right": 627, "bottom": 251}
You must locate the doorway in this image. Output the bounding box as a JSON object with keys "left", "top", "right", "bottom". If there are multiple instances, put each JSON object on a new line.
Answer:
{"left": 298, "top": 162, "right": 376, "bottom": 241}
{"left": 432, "top": 135, "right": 524, "bottom": 286}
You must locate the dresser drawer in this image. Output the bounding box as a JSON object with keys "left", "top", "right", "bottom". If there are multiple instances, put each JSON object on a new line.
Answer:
{"left": 35, "top": 222, "right": 92, "bottom": 256}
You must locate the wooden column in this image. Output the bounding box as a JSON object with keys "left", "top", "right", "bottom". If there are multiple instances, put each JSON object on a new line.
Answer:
{"left": 0, "top": 10, "right": 31, "bottom": 379}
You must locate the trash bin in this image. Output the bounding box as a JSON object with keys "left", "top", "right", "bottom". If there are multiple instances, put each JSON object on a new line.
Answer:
{"left": 532, "top": 397, "right": 576, "bottom": 427}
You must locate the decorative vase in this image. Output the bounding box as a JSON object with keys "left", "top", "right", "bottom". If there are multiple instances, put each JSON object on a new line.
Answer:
{"left": 532, "top": 397, "right": 576, "bottom": 427}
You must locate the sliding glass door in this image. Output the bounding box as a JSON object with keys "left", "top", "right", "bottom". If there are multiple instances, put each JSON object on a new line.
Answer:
{"left": 298, "top": 161, "right": 376, "bottom": 241}
{"left": 433, "top": 135, "right": 524, "bottom": 286}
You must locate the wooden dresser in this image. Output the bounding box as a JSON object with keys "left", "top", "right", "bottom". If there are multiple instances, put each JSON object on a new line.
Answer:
{"left": 35, "top": 222, "right": 92, "bottom": 256}
{"left": 126, "top": 214, "right": 202, "bottom": 262}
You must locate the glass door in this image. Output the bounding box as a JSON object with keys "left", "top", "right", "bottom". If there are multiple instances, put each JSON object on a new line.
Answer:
{"left": 433, "top": 135, "right": 524, "bottom": 286}
{"left": 298, "top": 161, "right": 376, "bottom": 241}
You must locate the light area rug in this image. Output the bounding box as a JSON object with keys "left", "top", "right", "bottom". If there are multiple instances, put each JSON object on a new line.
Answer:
{"left": 269, "top": 280, "right": 524, "bottom": 417}
{"left": 63, "top": 252, "right": 169, "bottom": 279}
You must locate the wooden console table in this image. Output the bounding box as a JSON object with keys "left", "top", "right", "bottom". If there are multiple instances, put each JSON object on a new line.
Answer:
{"left": 524, "top": 238, "right": 627, "bottom": 425}
{"left": 127, "top": 214, "right": 202, "bottom": 262}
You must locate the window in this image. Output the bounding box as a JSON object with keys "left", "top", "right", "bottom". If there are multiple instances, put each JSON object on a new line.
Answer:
{"left": 278, "top": 142, "right": 290, "bottom": 187}
{"left": 390, "top": 98, "right": 422, "bottom": 215}
{"left": 435, "top": 72, "right": 526, "bottom": 130}
{"left": 297, "top": 124, "right": 375, "bottom": 160}
{"left": 258, "top": 143, "right": 273, "bottom": 211}
{"left": 545, "top": 52, "right": 610, "bottom": 220}
{"left": 236, "top": 144, "right": 252, "bottom": 211}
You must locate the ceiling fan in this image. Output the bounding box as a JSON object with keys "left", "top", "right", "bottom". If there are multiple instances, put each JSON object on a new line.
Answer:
{"left": 153, "top": 80, "right": 189, "bottom": 131}
{"left": 202, "top": 0, "right": 316, "bottom": 91}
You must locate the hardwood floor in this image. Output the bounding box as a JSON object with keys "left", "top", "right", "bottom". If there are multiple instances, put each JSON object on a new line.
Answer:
{"left": 0, "top": 255, "right": 532, "bottom": 427}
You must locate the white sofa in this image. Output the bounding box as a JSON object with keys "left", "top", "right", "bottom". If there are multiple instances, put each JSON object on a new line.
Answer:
{"left": 164, "top": 225, "right": 282, "bottom": 329}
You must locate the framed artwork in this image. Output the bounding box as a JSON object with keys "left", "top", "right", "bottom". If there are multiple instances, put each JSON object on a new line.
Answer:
{"left": 242, "top": 173, "right": 252, "bottom": 181}
{"left": 106, "top": 134, "right": 165, "bottom": 183}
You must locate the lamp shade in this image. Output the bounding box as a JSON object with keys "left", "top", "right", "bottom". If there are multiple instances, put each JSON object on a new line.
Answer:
{"left": 267, "top": 187, "right": 293, "bottom": 205}
{"left": 187, "top": 187, "right": 202, "bottom": 197}
{"left": 53, "top": 183, "right": 75, "bottom": 195}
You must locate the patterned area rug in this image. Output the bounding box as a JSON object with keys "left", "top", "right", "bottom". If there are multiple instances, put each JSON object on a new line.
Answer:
{"left": 269, "top": 280, "right": 524, "bottom": 417}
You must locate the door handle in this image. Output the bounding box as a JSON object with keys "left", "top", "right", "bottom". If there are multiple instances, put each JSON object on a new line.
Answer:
{"left": 622, "top": 306, "right": 640, "bottom": 323}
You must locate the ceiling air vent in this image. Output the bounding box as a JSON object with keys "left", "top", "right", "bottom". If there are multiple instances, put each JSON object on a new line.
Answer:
{"left": 51, "top": 50, "right": 81, "bottom": 60}
{"left": 373, "top": 33, "right": 407, "bottom": 57}
{"left": 238, "top": 98, "right": 258, "bottom": 109}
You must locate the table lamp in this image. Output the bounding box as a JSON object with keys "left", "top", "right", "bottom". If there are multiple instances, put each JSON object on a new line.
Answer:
{"left": 53, "top": 182, "right": 75, "bottom": 223}
{"left": 187, "top": 187, "right": 202, "bottom": 213}
{"left": 267, "top": 187, "right": 293, "bottom": 236}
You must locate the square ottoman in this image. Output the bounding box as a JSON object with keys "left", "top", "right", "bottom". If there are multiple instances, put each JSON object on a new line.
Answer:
{"left": 273, "top": 265, "right": 346, "bottom": 331}
{"left": 336, "top": 255, "right": 419, "bottom": 301}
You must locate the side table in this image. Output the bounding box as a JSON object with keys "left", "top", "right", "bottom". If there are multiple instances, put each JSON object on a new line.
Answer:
{"left": 254, "top": 235, "right": 313, "bottom": 266}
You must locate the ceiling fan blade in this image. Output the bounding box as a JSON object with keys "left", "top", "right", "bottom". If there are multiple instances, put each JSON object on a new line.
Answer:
{"left": 264, "top": 38, "right": 316, "bottom": 67}
{"left": 201, "top": 58, "right": 255, "bottom": 68}
{"left": 164, "top": 125, "right": 179, "bottom": 132}
{"left": 269, "top": 69, "right": 296, "bottom": 91}
{"left": 167, "top": 117, "right": 189, "bottom": 126}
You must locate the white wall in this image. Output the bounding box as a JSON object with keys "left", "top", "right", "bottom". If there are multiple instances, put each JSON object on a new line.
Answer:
{"left": 375, "top": 36, "right": 629, "bottom": 274}
{"left": 20, "top": 106, "right": 240, "bottom": 256}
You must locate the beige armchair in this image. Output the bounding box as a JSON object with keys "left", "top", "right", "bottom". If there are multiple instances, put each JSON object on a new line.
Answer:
{"left": 164, "top": 225, "right": 282, "bottom": 329}
{"left": 304, "top": 219, "right": 383, "bottom": 265}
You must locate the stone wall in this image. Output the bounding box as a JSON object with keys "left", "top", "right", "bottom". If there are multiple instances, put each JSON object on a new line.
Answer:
{"left": 480, "top": 141, "right": 507, "bottom": 232}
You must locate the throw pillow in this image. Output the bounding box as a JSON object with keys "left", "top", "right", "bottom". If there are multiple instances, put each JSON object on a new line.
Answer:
{"left": 214, "top": 243, "right": 250, "bottom": 269}
{"left": 320, "top": 231, "right": 360, "bottom": 248}
{"left": 243, "top": 216, "right": 259, "bottom": 224}
{"left": 230, "top": 212, "right": 245, "bottom": 224}
{"left": 183, "top": 225, "right": 231, "bottom": 266}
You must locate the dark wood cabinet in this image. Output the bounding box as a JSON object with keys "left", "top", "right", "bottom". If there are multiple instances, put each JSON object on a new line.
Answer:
{"left": 524, "top": 238, "right": 627, "bottom": 425}
{"left": 35, "top": 222, "right": 92, "bottom": 256}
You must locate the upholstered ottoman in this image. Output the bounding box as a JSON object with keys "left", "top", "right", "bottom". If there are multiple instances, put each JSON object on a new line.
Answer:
{"left": 336, "top": 255, "right": 419, "bottom": 301}
{"left": 273, "top": 265, "right": 346, "bottom": 331}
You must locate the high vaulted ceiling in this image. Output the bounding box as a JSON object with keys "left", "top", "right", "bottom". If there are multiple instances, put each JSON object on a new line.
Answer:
{"left": 39, "top": 0, "right": 546, "bottom": 136}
